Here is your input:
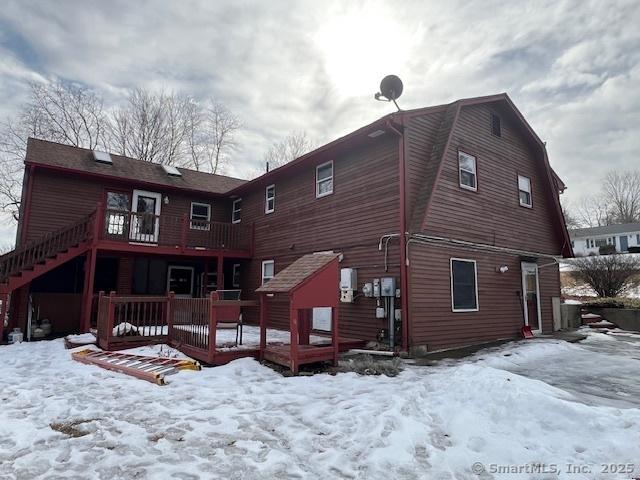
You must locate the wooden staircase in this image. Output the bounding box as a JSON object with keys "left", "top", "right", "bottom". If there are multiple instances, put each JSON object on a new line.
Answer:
{"left": 0, "top": 212, "right": 95, "bottom": 295}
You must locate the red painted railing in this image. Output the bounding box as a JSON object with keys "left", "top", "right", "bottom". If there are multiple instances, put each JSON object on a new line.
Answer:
{"left": 101, "top": 208, "right": 253, "bottom": 252}
{"left": 0, "top": 211, "right": 95, "bottom": 283}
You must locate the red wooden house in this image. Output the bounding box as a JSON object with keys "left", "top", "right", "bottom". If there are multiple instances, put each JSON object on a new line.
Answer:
{"left": 0, "top": 93, "right": 572, "bottom": 363}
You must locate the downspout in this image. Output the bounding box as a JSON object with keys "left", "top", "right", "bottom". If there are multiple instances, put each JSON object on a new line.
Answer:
{"left": 386, "top": 118, "right": 409, "bottom": 353}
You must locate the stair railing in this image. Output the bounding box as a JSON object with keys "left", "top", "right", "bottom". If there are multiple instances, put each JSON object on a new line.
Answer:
{"left": 0, "top": 210, "right": 96, "bottom": 283}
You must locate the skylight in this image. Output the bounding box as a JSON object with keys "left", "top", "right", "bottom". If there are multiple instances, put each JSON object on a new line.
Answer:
{"left": 93, "top": 151, "right": 112, "bottom": 164}
{"left": 162, "top": 164, "right": 182, "bottom": 177}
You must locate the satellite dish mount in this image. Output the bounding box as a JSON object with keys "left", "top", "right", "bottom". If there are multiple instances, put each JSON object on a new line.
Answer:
{"left": 374, "top": 75, "right": 403, "bottom": 111}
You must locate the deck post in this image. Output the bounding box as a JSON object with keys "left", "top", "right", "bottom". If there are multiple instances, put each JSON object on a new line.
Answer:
{"left": 107, "top": 291, "right": 116, "bottom": 350}
{"left": 167, "top": 291, "right": 175, "bottom": 343}
{"left": 290, "top": 299, "right": 299, "bottom": 375}
{"left": 0, "top": 292, "right": 8, "bottom": 342}
{"left": 216, "top": 254, "right": 224, "bottom": 290}
{"left": 332, "top": 305, "right": 339, "bottom": 366}
{"left": 259, "top": 293, "right": 267, "bottom": 360}
{"left": 80, "top": 247, "right": 97, "bottom": 333}
{"left": 208, "top": 291, "right": 218, "bottom": 363}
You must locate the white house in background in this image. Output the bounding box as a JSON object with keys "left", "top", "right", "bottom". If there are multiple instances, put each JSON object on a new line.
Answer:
{"left": 569, "top": 223, "right": 640, "bottom": 255}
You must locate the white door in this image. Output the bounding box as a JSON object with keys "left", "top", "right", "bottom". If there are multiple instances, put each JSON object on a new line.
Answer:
{"left": 521, "top": 262, "right": 542, "bottom": 334}
{"left": 130, "top": 190, "right": 162, "bottom": 243}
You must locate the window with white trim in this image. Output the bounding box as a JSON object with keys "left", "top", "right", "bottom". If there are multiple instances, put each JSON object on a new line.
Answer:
{"left": 232, "top": 263, "right": 241, "bottom": 288}
{"left": 265, "top": 185, "right": 275, "bottom": 214}
{"left": 518, "top": 175, "right": 532, "bottom": 207}
{"left": 316, "top": 161, "right": 333, "bottom": 198}
{"left": 261, "top": 260, "right": 274, "bottom": 285}
{"left": 458, "top": 151, "right": 477, "bottom": 190}
{"left": 190, "top": 202, "right": 211, "bottom": 230}
{"left": 232, "top": 198, "right": 242, "bottom": 223}
{"left": 450, "top": 258, "right": 478, "bottom": 312}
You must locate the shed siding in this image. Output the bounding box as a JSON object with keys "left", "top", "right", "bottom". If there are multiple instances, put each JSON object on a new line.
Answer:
{"left": 240, "top": 137, "right": 401, "bottom": 341}
{"left": 407, "top": 103, "right": 564, "bottom": 350}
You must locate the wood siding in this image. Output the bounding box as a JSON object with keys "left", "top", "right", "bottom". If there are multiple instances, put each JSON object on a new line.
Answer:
{"left": 240, "top": 136, "right": 402, "bottom": 341}
{"left": 407, "top": 103, "right": 564, "bottom": 351}
{"left": 24, "top": 168, "right": 231, "bottom": 243}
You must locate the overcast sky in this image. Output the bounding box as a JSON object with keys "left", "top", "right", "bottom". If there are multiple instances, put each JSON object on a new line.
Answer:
{"left": 0, "top": 0, "right": 639, "bottom": 244}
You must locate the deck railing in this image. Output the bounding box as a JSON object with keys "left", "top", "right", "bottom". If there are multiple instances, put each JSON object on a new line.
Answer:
{"left": 0, "top": 211, "right": 95, "bottom": 283}
{"left": 102, "top": 208, "right": 252, "bottom": 252}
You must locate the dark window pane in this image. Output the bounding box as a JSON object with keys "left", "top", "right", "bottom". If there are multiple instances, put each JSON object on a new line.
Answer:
{"left": 519, "top": 190, "right": 531, "bottom": 206}
{"left": 460, "top": 170, "right": 476, "bottom": 188}
{"left": 107, "top": 192, "right": 129, "bottom": 211}
{"left": 191, "top": 204, "right": 209, "bottom": 218}
{"left": 452, "top": 260, "right": 477, "bottom": 310}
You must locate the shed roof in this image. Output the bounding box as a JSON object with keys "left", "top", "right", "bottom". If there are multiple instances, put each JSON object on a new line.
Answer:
{"left": 256, "top": 252, "right": 339, "bottom": 293}
{"left": 25, "top": 138, "right": 246, "bottom": 195}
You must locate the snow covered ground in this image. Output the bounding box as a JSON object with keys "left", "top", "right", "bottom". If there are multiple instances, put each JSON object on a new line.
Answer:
{"left": 1, "top": 331, "right": 639, "bottom": 479}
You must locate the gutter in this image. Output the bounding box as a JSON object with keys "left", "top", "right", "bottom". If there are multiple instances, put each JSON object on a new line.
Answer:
{"left": 386, "top": 118, "right": 410, "bottom": 354}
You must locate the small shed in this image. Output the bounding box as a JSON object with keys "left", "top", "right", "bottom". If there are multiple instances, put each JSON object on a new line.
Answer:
{"left": 257, "top": 252, "right": 340, "bottom": 374}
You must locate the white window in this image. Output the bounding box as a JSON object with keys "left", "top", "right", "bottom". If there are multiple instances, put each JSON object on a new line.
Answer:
{"left": 232, "top": 263, "right": 241, "bottom": 288}
{"left": 261, "top": 260, "right": 274, "bottom": 285}
{"left": 232, "top": 198, "right": 242, "bottom": 224}
{"left": 458, "top": 151, "right": 477, "bottom": 191}
{"left": 518, "top": 175, "right": 532, "bottom": 207}
{"left": 190, "top": 202, "right": 211, "bottom": 230}
{"left": 450, "top": 258, "right": 479, "bottom": 312}
{"left": 316, "top": 161, "right": 334, "bottom": 198}
{"left": 265, "top": 185, "right": 275, "bottom": 214}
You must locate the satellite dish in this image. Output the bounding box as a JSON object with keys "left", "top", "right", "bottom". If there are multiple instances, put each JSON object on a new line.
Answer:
{"left": 374, "top": 75, "right": 403, "bottom": 110}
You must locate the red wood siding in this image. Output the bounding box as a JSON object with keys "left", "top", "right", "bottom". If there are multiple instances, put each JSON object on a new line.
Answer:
{"left": 407, "top": 103, "right": 564, "bottom": 351}
{"left": 23, "top": 168, "right": 231, "bottom": 243}
{"left": 409, "top": 244, "right": 559, "bottom": 350}
{"left": 240, "top": 137, "right": 402, "bottom": 341}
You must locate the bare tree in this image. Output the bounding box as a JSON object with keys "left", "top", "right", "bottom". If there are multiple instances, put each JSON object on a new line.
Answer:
{"left": 602, "top": 170, "right": 640, "bottom": 224}
{"left": 188, "top": 99, "right": 241, "bottom": 174}
{"left": 572, "top": 254, "right": 640, "bottom": 297}
{"left": 573, "top": 195, "right": 615, "bottom": 228}
{"left": 0, "top": 80, "right": 108, "bottom": 222}
{"left": 109, "top": 88, "right": 192, "bottom": 165}
{"left": 560, "top": 198, "right": 580, "bottom": 229}
{"left": 263, "top": 131, "right": 315, "bottom": 170}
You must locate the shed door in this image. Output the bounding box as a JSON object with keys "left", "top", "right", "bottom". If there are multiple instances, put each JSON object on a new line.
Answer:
{"left": 521, "top": 262, "right": 542, "bottom": 333}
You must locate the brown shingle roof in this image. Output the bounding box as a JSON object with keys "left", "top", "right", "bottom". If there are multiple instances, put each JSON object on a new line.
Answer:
{"left": 256, "top": 252, "right": 339, "bottom": 293}
{"left": 25, "top": 138, "right": 246, "bottom": 195}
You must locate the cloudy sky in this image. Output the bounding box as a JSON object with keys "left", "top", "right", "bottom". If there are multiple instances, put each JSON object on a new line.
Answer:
{"left": 0, "top": 0, "right": 639, "bottom": 243}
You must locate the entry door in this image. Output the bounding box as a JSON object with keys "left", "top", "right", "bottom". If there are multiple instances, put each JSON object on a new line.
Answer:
{"left": 167, "top": 266, "right": 194, "bottom": 297}
{"left": 620, "top": 235, "right": 628, "bottom": 252}
{"left": 521, "top": 262, "right": 542, "bottom": 333}
{"left": 131, "top": 190, "right": 161, "bottom": 243}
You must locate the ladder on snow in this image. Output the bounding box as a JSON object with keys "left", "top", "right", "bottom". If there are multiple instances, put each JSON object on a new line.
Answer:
{"left": 71, "top": 349, "right": 201, "bottom": 385}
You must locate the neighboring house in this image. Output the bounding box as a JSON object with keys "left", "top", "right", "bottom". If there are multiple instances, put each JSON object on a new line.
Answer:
{"left": 569, "top": 223, "right": 640, "bottom": 255}
{"left": 0, "top": 93, "right": 572, "bottom": 354}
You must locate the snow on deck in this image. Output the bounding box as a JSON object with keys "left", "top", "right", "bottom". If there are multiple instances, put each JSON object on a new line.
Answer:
{"left": 1, "top": 334, "right": 639, "bottom": 479}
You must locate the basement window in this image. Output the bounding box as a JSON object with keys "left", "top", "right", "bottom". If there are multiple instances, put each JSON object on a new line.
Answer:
{"left": 265, "top": 185, "right": 275, "bottom": 214}
{"left": 232, "top": 198, "right": 242, "bottom": 223}
{"left": 518, "top": 175, "right": 532, "bottom": 208}
{"left": 450, "top": 258, "right": 478, "bottom": 312}
{"left": 491, "top": 113, "right": 501, "bottom": 137}
{"left": 261, "top": 260, "right": 274, "bottom": 285}
{"left": 316, "top": 161, "right": 334, "bottom": 198}
{"left": 190, "top": 202, "right": 211, "bottom": 230}
{"left": 458, "top": 151, "right": 477, "bottom": 191}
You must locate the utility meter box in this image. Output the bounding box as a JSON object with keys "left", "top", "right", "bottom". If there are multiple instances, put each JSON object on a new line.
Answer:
{"left": 340, "top": 268, "right": 357, "bottom": 290}
{"left": 380, "top": 277, "right": 396, "bottom": 297}
{"left": 340, "top": 268, "right": 357, "bottom": 303}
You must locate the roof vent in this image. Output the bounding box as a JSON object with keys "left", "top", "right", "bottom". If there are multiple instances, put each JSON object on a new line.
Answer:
{"left": 93, "top": 150, "right": 112, "bottom": 164}
{"left": 162, "top": 164, "right": 182, "bottom": 177}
